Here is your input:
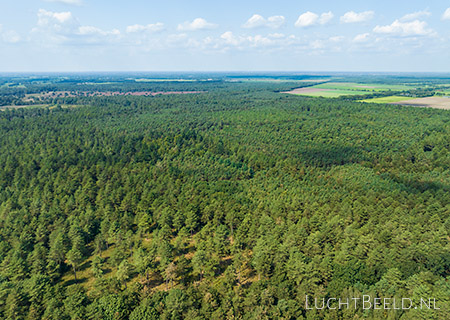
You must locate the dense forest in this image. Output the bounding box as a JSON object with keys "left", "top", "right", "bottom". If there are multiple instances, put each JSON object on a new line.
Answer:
{"left": 0, "top": 75, "right": 449, "bottom": 319}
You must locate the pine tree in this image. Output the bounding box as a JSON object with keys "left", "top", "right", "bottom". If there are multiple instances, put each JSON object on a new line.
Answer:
{"left": 66, "top": 236, "right": 84, "bottom": 282}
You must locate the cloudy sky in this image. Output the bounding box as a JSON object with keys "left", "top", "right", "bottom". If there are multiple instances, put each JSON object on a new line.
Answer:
{"left": 1, "top": 0, "right": 450, "bottom": 72}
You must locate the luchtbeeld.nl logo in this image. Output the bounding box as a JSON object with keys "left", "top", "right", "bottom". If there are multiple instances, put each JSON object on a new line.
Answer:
{"left": 305, "top": 295, "right": 440, "bottom": 310}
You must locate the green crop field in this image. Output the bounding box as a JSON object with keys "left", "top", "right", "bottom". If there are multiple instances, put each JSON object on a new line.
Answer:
{"left": 360, "top": 96, "right": 416, "bottom": 103}
{"left": 296, "top": 89, "right": 369, "bottom": 97}
{"left": 285, "top": 81, "right": 418, "bottom": 98}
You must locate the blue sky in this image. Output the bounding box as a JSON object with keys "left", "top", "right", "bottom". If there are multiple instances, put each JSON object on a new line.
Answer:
{"left": 1, "top": 0, "right": 450, "bottom": 72}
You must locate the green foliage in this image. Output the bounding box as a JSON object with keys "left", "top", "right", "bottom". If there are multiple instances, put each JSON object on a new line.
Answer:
{"left": 116, "top": 260, "right": 132, "bottom": 288}
{"left": 0, "top": 75, "right": 450, "bottom": 319}
{"left": 64, "top": 285, "right": 88, "bottom": 320}
{"left": 129, "top": 299, "right": 159, "bottom": 320}
{"left": 91, "top": 256, "right": 104, "bottom": 279}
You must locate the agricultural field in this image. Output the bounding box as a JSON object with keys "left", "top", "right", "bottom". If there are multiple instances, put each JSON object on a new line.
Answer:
{"left": 360, "top": 95, "right": 450, "bottom": 109}
{"left": 234, "top": 78, "right": 329, "bottom": 83}
{"left": 282, "top": 86, "right": 369, "bottom": 97}
{"left": 313, "top": 82, "right": 413, "bottom": 91}
{"left": 284, "top": 81, "right": 415, "bottom": 97}
{"left": 392, "top": 96, "right": 450, "bottom": 110}
{"left": 359, "top": 96, "right": 416, "bottom": 103}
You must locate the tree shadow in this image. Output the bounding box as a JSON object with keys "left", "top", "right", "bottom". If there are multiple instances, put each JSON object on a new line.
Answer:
{"left": 79, "top": 260, "right": 91, "bottom": 271}
{"left": 216, "top": 256, "right": 233, "bottom": 275}
{"left": 64, "top": 277, "right": 88, "bottom": 286}
{"left": 386, "top": 173, "right": 450, "bottom": 194}
{"left": 141, "top": 271, "right": 164, "bottom": 289}
{"left": 299, "top": 144, "right": 366, "bottom": 167}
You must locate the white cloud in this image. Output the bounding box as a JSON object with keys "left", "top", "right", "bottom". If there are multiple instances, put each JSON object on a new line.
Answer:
{"left": 319, "top": 12, "right": 334, "bottom": 25}
{"left": 44, "top": 0, "right": 83, "bottom": 5}
{"left": 329, "top": 36, "right": 344, "bottom": 42}
{"left": 220, "top": 31, "right": 242, "bottom": 46}
{"left": 77, "top": 26, "right": 102, "bottom": 35}
{"left": 177, "top": 18, "right": 217, "bottom": 31}
{"left": 166, "top": 33, "right": 188, "bottom": 46}
{"left": 77, "top": 27, "right": 121, "bottom": 44}
{"left": 37, "top": 9, "right": 75, "bottom": 25}
{"left": 268, "top": 33, "right": 285, "bottom": 39}
{"left": 295, "top": 11, "right": 319, "bottom": 27}
{"left": 217, "top": 31, "right": 297, "bottom": 50}
{"left": 340, "top": 11, "right": 374, "bottom": 23}
{"left": 247, "top": 35, "right": 273, "bottom": 47}
{"left": 0, "top": 25, "right": 21, "bottom": 44}
{"left": 295, "top": 11, "right": 333, "bottom": 27}
{"left": 126, "top": 23, "right": 164, "bottom": 33}
{"left": 401, "top": 10, "right": 431, "bottom": 21}
{"left": 353, "top": 33, "right": 370, "bottom": 42}
{"left": 77, "top": 26, "right": 120, "bottom": 37}
{"left": 243, "top": 14, "right": 265, "bottom": 28}
{"left": 243, "top": 14, "right": 285, "bottom": 29}
{"left": 267, "top": 16, "right": 285, "bottom": 28}
{"left": 373, "top": 19, "right": 433, "bottom": 36}
{"left": 4, "top": 31, "right": 21, "bottom": 43}
{"left": 34, "top": 9, "right": 78, "bottom": 36}
{"left": 33, "top": 9, "right": 120, "bottom": 45}
{"left": 443, "top": 8, "right": 450, "bottom": 20}
{"left": 310, "top": 40, "right": 324, "bottom": 49}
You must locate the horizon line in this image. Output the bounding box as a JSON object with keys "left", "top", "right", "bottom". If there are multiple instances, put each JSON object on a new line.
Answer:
{"left": 2, "top": 71, "right": 450, "bottom": 75}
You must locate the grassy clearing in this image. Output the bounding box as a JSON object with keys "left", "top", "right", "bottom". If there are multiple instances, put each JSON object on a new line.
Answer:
{"left": 360, "top": 96, "right": 416, "bottom": 104}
